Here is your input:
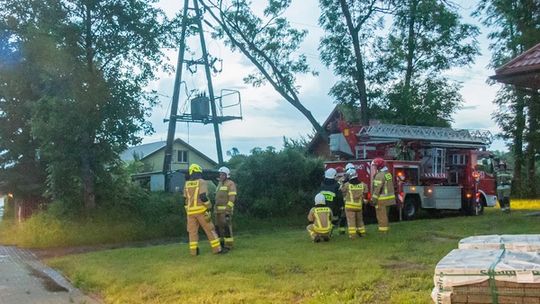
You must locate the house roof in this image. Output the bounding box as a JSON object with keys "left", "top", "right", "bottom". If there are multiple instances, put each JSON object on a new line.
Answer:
{"left": 120, "top": 138, "right": 217, "bottom": 166}
{"left": 491, "top": 42, "right": 540, "bottom": 89}
{"left": 306, "top": 106, "right": 341, "bottom": 152}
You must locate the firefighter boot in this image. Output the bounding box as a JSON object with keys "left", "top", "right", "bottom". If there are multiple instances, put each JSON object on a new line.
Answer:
{"left": 313, "top": 235, "right": 321, "bottom": 243}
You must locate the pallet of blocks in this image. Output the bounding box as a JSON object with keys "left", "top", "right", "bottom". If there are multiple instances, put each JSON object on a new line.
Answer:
{"left": 431, "top": 249, "right": 540, "bottom": 304}
{"left": 459, "top": 235, "right": 540, "bottom": 252}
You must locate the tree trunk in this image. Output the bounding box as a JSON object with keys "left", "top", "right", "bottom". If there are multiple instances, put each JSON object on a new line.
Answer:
{"left": 512, "top": 91, "right": 525, "bottom": 197}
{"left": 402, "top": 0, "right": 418, "bottom": 125}
{"left": 80, "top": 135, "right": 96, "bottom": 210}
{"left": 338, "top": 0, "right": 369, "bottom": 126}
{"left": 525, "top": 91, "right": 540, "bottom": 197}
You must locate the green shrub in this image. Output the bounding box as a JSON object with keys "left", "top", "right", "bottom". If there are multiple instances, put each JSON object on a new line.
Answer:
{"left": 229, "top": 146, "right": 324, "bottom": 218}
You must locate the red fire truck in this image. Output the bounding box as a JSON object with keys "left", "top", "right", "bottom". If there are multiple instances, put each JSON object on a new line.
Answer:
{"left": 324, "top": 123, "right": 497, "bottom": 220}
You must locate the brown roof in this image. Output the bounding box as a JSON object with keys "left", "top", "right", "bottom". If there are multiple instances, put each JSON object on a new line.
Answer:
{"left": 491, "top": 42, "right": 540, "bottom": 89}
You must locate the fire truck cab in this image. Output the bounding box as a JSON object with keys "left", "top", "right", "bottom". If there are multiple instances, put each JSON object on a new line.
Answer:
{"left": 324, "top": 123, "right": 497, "bottom": 220}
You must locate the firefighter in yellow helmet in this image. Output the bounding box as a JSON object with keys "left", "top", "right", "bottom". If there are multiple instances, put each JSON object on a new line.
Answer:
{"left": 371, "top": 158, "right": 396, "bottom": 232}
{"left": 341, "top": 168, "right": 368, "bottom": 238}
{"left": 183, "top": 164, "right": 225, "bottom": 255}
{"left": 307, "top": 193, "right": 333, "bottom": 242}
{"left": 214, "top": 166, "right": 237, "bottom": 249}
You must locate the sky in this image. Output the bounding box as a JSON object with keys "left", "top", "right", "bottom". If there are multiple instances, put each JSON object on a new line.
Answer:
{"left": 143, "top": 0, "right": 508, "bottom": 162}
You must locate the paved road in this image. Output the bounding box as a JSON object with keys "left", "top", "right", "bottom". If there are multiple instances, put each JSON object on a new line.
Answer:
{"left": 0, "top": 246, "right": 100, "bottom": 304}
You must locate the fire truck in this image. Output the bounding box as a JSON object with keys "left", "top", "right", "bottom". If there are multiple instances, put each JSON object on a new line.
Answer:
{"left": 324, "top": 122, "right": 498, "bottom": 220}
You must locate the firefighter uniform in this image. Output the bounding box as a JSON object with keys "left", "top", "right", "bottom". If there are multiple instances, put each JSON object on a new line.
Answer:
{"left": 215, "top": 177, "right": 237, "bottom": 249}
{"left": 342, "top": 178, "right": 368, "bottom": 238}
{"left": 320, "top": 179, "right": 345, "bottom": 233}
{"left": 307, "top": 193, "right": 333, "bottom": 242}
{"left": 372, "top": 169, "right": 396, "bottom": 232}
{"left": 184, "top": 169, "right": 222, "bottom": 255}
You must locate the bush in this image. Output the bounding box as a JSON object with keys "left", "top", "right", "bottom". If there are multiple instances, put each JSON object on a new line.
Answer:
{"left": 229, "top": 146, "right": 324, "bottom": 218}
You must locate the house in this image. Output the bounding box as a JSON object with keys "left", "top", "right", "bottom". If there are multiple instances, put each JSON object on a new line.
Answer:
{"left": 121, "top": 138, "right": 218, "bottom": 191}
{"left": 491, "top": 42, "right": 540, "bottom": 90}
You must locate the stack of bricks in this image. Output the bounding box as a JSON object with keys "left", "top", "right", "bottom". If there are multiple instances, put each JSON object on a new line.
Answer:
{"left": 432, "top": 236, "right": 540, "bottom": 304}
{"left": 450, "top": 281, "right": 540, "bottom": 304}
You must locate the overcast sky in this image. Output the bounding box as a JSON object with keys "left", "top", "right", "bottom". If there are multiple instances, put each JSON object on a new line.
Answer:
{"left": 144, "top": 0, "right": 507, "bottom": 162}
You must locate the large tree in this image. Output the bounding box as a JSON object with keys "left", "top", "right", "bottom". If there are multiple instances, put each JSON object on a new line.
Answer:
{"left": 0, "top": 0, "right": 175, "bottom": 209}
{"left": 318, "top": 0, "right": 389, "bottom": 125}
{"left": 199, "top": 0, "right": 325, "bottom": 136}
{"left": 475, "top": 0, "right": 540, "bottom": 197}
{"left": 373, "top": 0, "right": 479, "bottom": 127}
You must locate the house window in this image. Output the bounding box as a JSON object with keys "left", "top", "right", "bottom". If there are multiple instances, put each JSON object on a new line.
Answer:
{"left": 177, "top": 150, "right": 188, "bottom": 163}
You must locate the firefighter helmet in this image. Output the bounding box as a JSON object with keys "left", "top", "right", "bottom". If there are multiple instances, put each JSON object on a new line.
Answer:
{"left": 345, "top": 163, "right": 355, "bottom": 171}
{"left": 372, "top": 158, "right": 385, "bottom": 170}
{"left": 314, "top": 193, "right": 326, "bottom": 205}
{"left": 346, "top": 168, "right": 357, "bottom": 179}
{"left": 189, "top": 163, "right": 203, "bottom": 175}
{"left": 218, "top": 166, "right": 230, "bottom": 178}
{"left": 324, "top": 168, "right": 337, "bottom": 179}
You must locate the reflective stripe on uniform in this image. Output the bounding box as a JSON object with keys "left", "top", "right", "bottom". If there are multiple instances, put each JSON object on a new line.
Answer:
{"left": 217, "top": 206, "right": 227, "bottom": 211}
{"left": 228, "top": 192, "right": 237, "bottom": 196}
{"left": 187, "top": 206, "right": 207, "bottom": 215}
{"left": 224, "top": 237, "right": 234, "bottom": 243}
{"left": 320, "top": 191, "right": 335, "bottom": 201}
{"left": 185, "top": 180, "right": 204, "bottom": 214}
{"left": 189, "top": 242, "right": 198, "bottom": 249}
{"left": 219, "top": 186, "right": 228, "bottom": 190}
{"left": 378, "top": 194, "right": 395, "bottom": 200}
{"left": 313, "top": 207, "right": 332, "bottom": 233}
{"left": 210, "top": 239, "right": 221, "bottom": 248}
{"left": 373, "top": 180, "right": 382, "bottom": 186}
{"left": 379, "top": 226, "right": 389, "bottom": 232}
{"left": 358, "top": 226, "right": 366, "bottom": 233}
{"left": 345, "top": 183, "right": 364, "bottom": 210}
{"left": 227, "top": 201, "right": 235, "bottom": 208}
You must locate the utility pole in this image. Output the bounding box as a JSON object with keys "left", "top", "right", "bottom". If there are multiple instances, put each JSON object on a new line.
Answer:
{"left": 162, "top": 0, "right": 242, "bottom": 192}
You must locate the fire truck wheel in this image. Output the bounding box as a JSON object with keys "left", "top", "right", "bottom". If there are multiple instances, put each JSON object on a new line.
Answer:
{"left": 403, "top": 196, "right": 420, "bottom": 220}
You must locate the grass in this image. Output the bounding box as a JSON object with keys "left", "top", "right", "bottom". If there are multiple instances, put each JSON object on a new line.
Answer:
{"left": 46, "top": 209, "right": 540, "bottom": 304}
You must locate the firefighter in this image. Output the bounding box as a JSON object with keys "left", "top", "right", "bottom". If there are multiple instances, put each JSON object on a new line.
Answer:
{"left": 371, "top": 158, "right": 396, "bottom": 233}
{"left": 341, "top": 168, "right": 368, "bottom": 238}
{"left": 307, "top": 193, "right": 333, "bottom": 242}
{"left": 214, "top": 166, "right": 237, "bottom": 249}
{"left": 183, "top": 164, "right": 225, "bottom": 255}
{"left": 320, "top": 168, "right": 345, "bottom": 234}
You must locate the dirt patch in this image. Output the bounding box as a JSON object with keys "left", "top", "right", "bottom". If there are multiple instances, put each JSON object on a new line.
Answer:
{"left": 31, "top": 237, "right": 181, "bottom": 259}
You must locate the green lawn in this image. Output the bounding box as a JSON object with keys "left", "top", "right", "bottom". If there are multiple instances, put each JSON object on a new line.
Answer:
{"left": 47, "top": 209, "right": 540, "bottom": 304}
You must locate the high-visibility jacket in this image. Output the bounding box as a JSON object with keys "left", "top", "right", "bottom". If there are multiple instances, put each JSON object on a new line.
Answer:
{"left": 307, "top": 205, "right": 333, "bottom": 234}
{"left": 319, "top": 179, "right": 343, "bottom": 215}
{"left": 342, "top": 179, "right": 368, "bottom": 210}
{"left": 183, "top": 178, "right": 211, "bottom": 215}
{"left": 372, "top": 170, "right": 396, "bottom": 204}
{"left": 215, "top": 179, "right": 237, "bottom": 214}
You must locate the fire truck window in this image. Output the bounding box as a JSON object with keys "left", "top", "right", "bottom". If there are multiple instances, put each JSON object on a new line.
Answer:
{"left": 476, "top": 157, "right": 494, "bottom": 174}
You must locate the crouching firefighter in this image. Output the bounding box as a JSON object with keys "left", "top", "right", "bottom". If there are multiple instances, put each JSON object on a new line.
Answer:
{"left": 183, "top": 164, "right": 226, "bottom": 255}
{"left": 214, "top": 166, "right": 237, "bottom": 249}
{"left": 371, "top": 158, "right": 396, "bottom": 233}
{"left": 341, "top": 168, "right": 368, "bottom": 238}
{"left": 320, "top": 168, "right": 345, "bottom": 234}
{"left": 307, "top": 193, "right": 333, "bottom": 242}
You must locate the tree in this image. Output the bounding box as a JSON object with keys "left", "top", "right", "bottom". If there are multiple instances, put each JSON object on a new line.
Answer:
{"left": 372, "top": 0, "right": 479, "bottom": 127}
{"left": 0, "top": 0, "right": 175, "bottom": 209}
{"left": 318, "top": 0, "right": 389, "bottom": 125}
{"left": 198, "top": 0, "right": 325, "bottom": 137}
{"left": 475, "top": 0, "right": 540, "bottom": 197}
{"left": 0, "top": 1, "right": 66, "bottom": 199}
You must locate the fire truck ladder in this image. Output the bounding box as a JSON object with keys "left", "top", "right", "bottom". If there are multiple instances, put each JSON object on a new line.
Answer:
{"left": 357, "top": 124, "right": 493, "bottom": 145}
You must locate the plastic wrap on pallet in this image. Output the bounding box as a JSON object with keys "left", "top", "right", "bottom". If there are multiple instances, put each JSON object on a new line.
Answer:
{"left": 458, "top": 234, "right": 540, "bottom": 251}
{"left": 432, "top": 249, "right": 540, "bottom": 304}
